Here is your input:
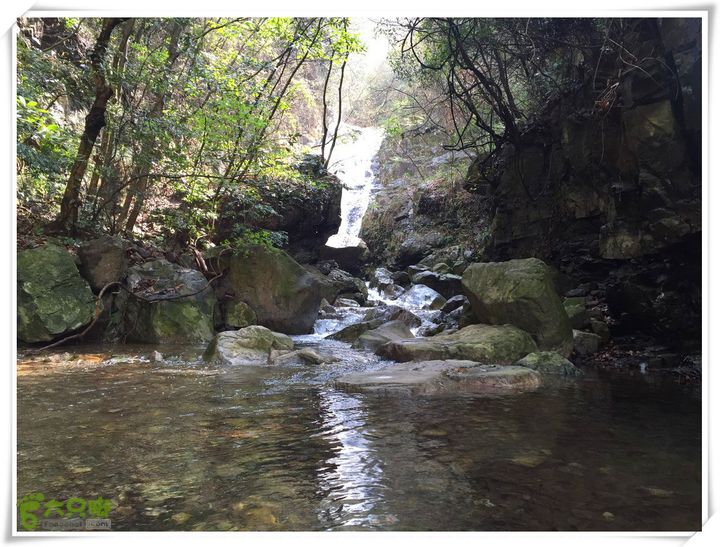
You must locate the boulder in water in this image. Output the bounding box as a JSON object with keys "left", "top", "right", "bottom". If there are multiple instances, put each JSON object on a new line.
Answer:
{"left": 363, "top": 305, "right": 422, "bottom": 328}
{"left": 462, "top": 258, "right": 573, "bottom": 355}
{"left": 17, "top": 243, "right": 96, "bottom": 343}
{"left": 336, "top": 360, "right": 541, "bottom": 395}
{"left": 327, "top": 319, "right": 384, "bottom": 343}
{"left": 515, "top": 351, "right": 583, "bottom": 376}
{"left": 352, "top": 320, "right": 415, "bottom": 352}
{"left": 219, "top": 246, "right": 322, "bottom": 334}
{"left": 206, "top": 326, "right": 293, "bottom": 366}
{"left": 395, "top": 284, "right": 446, "bottom": 310}
{"left": 120, "top": 259, "right": 216, "bottom": 344}
{"left": 378, "top": 323, "right": 537, "bottom": 363}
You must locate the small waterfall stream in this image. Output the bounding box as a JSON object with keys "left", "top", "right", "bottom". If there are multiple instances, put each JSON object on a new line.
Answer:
{"left": 325, "top": 125, "right": 385, "bottom": 248}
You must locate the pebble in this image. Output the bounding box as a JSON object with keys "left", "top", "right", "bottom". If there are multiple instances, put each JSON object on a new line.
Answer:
{"left": 603, "top": 511, "right": 615, "bottom": 521}
{"left": 171, "top": 512, "right": 191, "bottom": 524}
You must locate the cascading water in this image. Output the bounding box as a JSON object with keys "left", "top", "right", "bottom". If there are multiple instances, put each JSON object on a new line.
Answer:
{"left": 325, "top": 125, "right": 385, "bottom": 248}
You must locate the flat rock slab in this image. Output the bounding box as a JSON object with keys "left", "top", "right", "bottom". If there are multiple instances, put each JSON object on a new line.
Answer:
{"left": 336, "top": 360, "right": 541, "bottom": 396}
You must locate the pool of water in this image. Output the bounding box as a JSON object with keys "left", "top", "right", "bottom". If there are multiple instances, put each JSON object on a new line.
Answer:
{"left": 16, "top": 342, "right": 701, "bottom": 531}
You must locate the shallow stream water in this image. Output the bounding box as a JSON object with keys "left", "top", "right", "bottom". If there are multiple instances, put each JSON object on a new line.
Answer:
{"left": 17, "top": 333, "right": 701, "bottom": 531}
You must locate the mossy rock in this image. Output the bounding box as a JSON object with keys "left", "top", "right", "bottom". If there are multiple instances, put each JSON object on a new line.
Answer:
{"left": 223, "top": 301, "right": 257, "bottom": 329}
{"left": 515, "top": 351, "right": 583, "bottom": 376}
{"left": 219, "top": 246, "right": 321, "bottom": 334}
{"left": 563, "top": 297, "right": 590, "bottom": 329}
{"left": 121, "top": 259, "right": 216, "bottom": 344}
{"left": 17, "top": 243, "right": 96, "bottom": 343}
{"left": 378, "top": 323, "right": 537, "bottom": 363}
{"left": 462, "top": 258, "right": 573, "bottom": 355}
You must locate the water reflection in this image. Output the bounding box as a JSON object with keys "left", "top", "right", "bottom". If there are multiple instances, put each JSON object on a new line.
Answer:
{"left": 314, "top": 388, "right": 385, "bottom": 528}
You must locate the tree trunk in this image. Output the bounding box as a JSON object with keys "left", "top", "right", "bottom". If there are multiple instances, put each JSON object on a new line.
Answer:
{"left": 54, "top": 18, "right": 128, "bottom": 233}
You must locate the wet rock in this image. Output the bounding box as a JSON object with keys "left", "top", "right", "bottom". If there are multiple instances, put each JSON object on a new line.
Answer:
{"left": 120, "top": 259, "right": 216, "bottom": 344}
{"left": 395, "top": 284, "right": 446, "bottom": 310}
{"left": 573, "top": 330, "right": 602, "bottom": 355}
{"left": 326, "top": 268, "right": 368, "bottom": 305}
{"left": 441, "top": 295, "right": 468, "bottom": 314}
{"left": 390, "top": 270, "right": 411, "bottom": 287}
{"left": 334, "top": 297, "right": 360, "bottom": 307}
{"left": 411, "top": 270, "right": 463, "bottom": 299}
{"left": 78, "top": 235, "right": 128, "bottom": 292}
{"left": 381, "top": 283, "right": 405, "bottom": 299}
{"left": 336, "top": 360, "right": 541, "bottom": 395}
{"left": 218, "top": 246, "right": 321, "bottom": 334}
{"left": 563, "top": 297, "right": 590, "bottom": 329}
{"left": 319, "top": 241, "right": 370, "bottom": 275}
{"left": 272, "top": 347, "right": 337, "bottom": 365}
{"left": 327, "top": 319, "right": 384, "bottom": 343}
{"left": 462, "top": 258, "right": 573, "bottom": 355}
{"left": 364, "top": 305, "right": 422, "bottom": 329}
{"left": 369, "top": 267, "right": 394, "bottom": 290}
{"left": 515, "top": 351, "right": 583, "bottom": 376}
{"left": 223, "top": 301, "right": 257, "bottom": 329}
{"left": 352, "top": 320, "right": 415, "bottom": 352}
{"left": 206, "top": 326, "right": 293, "bottom": 366}
{"left": 378, "top": 323, "right": 537, "bottom": 363}
{"left": 17, "top": 243, "right": 96, "bottom": 343}
{"left": 432, "top": 262, "right": 450, "bottom": 274}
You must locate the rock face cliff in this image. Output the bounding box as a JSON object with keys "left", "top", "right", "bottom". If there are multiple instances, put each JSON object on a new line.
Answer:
{"left": 363, "top": 18, "right": 701, "bottom": 349}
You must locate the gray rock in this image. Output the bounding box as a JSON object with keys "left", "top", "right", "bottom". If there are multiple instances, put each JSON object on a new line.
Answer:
{"left": 515, "top": 351, "right": 583, "bottom": 376}
{"left": 573, "top": 330, "right": 602, "bottom": 355}
{"left": 395, "top": 284, "right": 446, "bottom": 310}
{"left": 219, "top": 246, "right": 321, "bottom": 334}
{"left": 206, "top": 326, "right": 294, "bottom": 366}
{"left": 363, "top": 305, "right": 422, "bottom": 328}
{"left": 563, "top": 297, "right": 590, "bottom": 329}
{"left": 590, "top": 318, "right": 610, "bottom": 344}
{"left": 327, "top": 319, "right": 383, "bottom": 343}
{"left": 352, "top": 320, "right": 415, "bottom": 352}
{"left": 78, "top": 235, "right": 128, "bottom": 292}
{"left": 336, "top": 360, "right": 541, "bottom": 395}
{"left": 334, "top": 297, "right": 360, "bottom": 308}
{"left": 441, "top": 295, "right": 468, "bottom": 314}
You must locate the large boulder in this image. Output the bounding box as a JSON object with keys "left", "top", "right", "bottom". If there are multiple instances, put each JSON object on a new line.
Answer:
{"left": 17, "top": 243, "right": 96, "bottom": 343}
{"left": 77, "top": 235, "right": 128, "bottom": 292}
{"left": 319, "top": 242, "right": 370, "bottom": 275}
{"left": 336, "top": 360, "right": 541, "bottom": 396}
{"left": 462, "top": 258, "right": 573, "bottom": 355}
{"left": 120, "top": 259, "right": 216, "bottom": 344}
{"left": 220, "top": 246, "right": 322, "bottom": 334}
{"left": 314, "top": 268, "right": 368, "bottom": 305}
{"left": 205, "top": 326, "right": 293, "bottom": 366}
{"left": 378, "top": 323, "right": 537, "bottom": 363}
{"left": 515, "top": 351, "right": 583, "bottom": 376}
{"left": 352, "top": 320, "right": 415, "bottom": 352}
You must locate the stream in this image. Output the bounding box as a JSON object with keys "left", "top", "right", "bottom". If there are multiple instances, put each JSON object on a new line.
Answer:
{"left": 16, "top": 126, "right": 701, "bottom": 531}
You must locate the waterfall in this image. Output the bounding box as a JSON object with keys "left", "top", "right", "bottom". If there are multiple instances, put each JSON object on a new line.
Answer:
{"left": 325, "top": 125, "right": 385, "bottom": 248}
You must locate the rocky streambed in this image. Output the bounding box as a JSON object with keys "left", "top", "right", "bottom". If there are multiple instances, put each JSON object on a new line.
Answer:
{"left": 16, "top": 248, "right": 701, "bottom": 531}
